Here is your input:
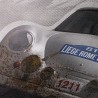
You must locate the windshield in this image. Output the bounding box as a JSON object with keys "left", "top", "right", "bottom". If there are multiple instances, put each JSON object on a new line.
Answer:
{"left": 55, "top": 9, "right": 98, "bottom": 35}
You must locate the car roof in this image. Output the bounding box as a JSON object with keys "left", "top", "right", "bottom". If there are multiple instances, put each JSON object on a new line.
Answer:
{"left": 0, "top": 0, "right": 98, "bottom": 31}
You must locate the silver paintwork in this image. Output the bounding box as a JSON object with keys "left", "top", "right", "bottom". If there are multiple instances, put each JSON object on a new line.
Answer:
{"left": 0, "top": 22, "right": 96, "bottom": 98}
{"left": 0, "top": 0, "right": 98, "bottom": 98}
{"left": 45, "top": 33, "right": 98, "bottom": 79}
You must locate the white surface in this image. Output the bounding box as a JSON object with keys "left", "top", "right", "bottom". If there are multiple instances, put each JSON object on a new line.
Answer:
{"left": 0, "top": 0, "right": 97, "bottom": 31}
{"left": 0, "top": 1, "right": 98, "bottom": 98}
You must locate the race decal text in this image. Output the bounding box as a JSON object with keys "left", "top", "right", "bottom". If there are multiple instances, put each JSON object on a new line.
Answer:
{"left": 60, "top": 44, "right": 98, "bottom": 62}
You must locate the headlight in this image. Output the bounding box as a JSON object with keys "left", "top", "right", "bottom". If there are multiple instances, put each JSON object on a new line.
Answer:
{"left": 8, "top": 30, "right": 33, "bottom": 52}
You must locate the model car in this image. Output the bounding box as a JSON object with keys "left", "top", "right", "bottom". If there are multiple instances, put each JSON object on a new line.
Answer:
{"left": 0, "top": 1, "right": 98, "bottom": 98}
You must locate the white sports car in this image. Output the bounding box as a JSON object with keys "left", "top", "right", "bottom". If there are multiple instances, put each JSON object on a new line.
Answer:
{"left": 0, "top": 0, "right": 98, "bottom": 98}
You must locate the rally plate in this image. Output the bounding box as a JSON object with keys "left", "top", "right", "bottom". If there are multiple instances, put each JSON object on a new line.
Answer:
{"left": 54, "top": 78, "right": 84, "bottom": 94}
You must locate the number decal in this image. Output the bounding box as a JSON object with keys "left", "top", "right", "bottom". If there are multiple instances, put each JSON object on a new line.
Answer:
{"left": 68, "top": 82, "right": 74, "bottom": 90}
{"left": 75, "top": 84, "right": 80, "bottom": 91}
{"left": 62, "top": 80, "right": 69, "bottom": 88}
{"left": 55, "top": 78, "right": 83, "bottom": 93}
{"left": 57, "top": 80, "right": 63, "bottom": 87}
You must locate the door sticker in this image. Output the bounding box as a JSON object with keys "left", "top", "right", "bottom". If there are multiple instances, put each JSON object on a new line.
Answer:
{"left": 60, "top": 44, "right": 98, "bottom": 63}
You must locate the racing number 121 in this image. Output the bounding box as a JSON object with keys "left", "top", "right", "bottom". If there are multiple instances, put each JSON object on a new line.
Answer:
{"left": 57, "top": 79, "right": 80, "bottom": 92}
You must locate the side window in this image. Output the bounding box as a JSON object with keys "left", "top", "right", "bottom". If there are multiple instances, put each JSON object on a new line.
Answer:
{"left": 55, "top": 9, "right": 98, "bottom": 35}
{"left": 92, "top": 23, "right": 98, "bottom": 35}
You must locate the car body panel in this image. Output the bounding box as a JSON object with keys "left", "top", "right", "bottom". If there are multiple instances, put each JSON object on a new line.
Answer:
{"left": 45, "top": 33, "right": 98, "bottom": 78}
{"left": 0, "top": 0, "right": 98, "bottom": 98}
